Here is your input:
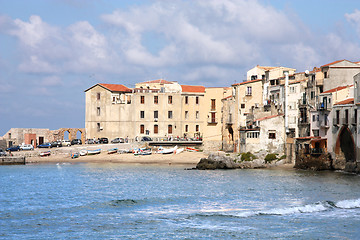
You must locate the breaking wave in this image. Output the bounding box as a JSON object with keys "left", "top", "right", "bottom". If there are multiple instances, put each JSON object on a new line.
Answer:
{"left": 195, "top": 198, "right": 360, "bottom": 218}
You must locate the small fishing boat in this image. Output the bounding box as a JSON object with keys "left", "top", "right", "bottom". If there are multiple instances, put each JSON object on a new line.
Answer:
{"left": 71, "top": 152, "right": 79, "bottom": 159}
{"left": 40, "top": 150, "right": 51, "bottom": 157}
{"left": 133, "top": 148, "right": 152, "bottom": 156}
{"left": 87, "top": 149, "right": 101, "bottom": 155}
{"left": 161, "top": 145, "right": 178, "bottom": 154}
{"left": 107, "top": 148, "right": 118, "bottom": 154}
{"left": 175, "top": 148, "right": 184, "bottom": 154}
{"left": 186, "top": 147, "right": 199, "bottom": 152}
{"left": 79, "top": 150, "right": 88, "bottom": 156}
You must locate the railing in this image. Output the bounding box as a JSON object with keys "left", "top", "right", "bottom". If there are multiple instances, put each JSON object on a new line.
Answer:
{"left": 311, "top": 148, "right": 325, "bottom": 155}
{"left": 207, "top": 118, "right": 218, "bottom": 124}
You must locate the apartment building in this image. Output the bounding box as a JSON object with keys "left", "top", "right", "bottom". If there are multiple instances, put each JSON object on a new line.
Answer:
{"left": 85, "top": 79, "right": 230, "bottom": 150}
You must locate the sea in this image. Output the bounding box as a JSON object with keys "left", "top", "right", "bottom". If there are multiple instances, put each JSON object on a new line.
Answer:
{"left": 1, "top": 163, "right": 360, "bottom": 239}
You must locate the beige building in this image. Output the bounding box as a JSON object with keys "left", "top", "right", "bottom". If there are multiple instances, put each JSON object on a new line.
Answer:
{"left": 85, "top": 80, "right": 230, "bottom": 150}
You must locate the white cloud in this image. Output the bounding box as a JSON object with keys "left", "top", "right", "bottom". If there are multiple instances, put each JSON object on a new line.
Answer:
{"left": 345, "top": 9, "right": 360, "bottom": 36}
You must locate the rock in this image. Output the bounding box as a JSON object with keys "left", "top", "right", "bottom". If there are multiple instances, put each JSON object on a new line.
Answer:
{"left": 196, "top": 154, "right": 239, "bottom": 170}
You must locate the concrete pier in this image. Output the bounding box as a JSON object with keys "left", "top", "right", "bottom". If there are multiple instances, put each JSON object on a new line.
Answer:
{"left": 0, "top": 156, "right": 26, "bottom": 165}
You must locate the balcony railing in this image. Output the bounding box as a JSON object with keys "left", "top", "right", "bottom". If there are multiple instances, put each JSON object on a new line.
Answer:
{"left": 207, "top": 118, "right": 218, "bottom": 124}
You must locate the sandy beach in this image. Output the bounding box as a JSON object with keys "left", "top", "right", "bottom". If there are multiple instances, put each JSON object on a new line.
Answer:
{"left": 25, "top": 151, "right": 207, "bottom": 166}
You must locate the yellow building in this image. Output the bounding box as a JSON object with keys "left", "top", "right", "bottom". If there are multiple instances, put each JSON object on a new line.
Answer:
{"left": 85, "top": 80, "right": 229, "bottom": 150}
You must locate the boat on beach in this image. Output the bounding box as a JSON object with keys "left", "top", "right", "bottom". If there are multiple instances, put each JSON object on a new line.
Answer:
{"left": 133, "top": 148, "right": 152, "bottom": 156}
{"left": 160, "top": 145, "right": 178, "bottom": 154}
{"left": 71, "top": 152, "right": 79, "bottom": 159}
{"left": 186, "top": 147, "right": 199, "bottom": 152}
{"left": 79, "top": 150, "right": 88, "bottom": 156}
{"left": 40, "top": 151, "right": 51, "bottom": 157}
{"left": 87, "top": 149, "right": 101, "bottom": 155}
{"left": 107, "top": 148, "right": 118, "bottom": 154}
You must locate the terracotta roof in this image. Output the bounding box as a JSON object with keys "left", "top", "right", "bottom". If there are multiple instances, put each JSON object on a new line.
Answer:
{"left": 84, "top": 83, "right": 132, "bottom": 92}
{"left": 222, "top": 95, "right": 233, "bottom": 100}
{"left": 321, "top": 59, "right": 349, "bottom": 68}
{"left": 141, "top": 79, "right": 173, "bottom": 84}
{"left": 232, "top": 78, "right": 262, "bottom": 86}
{"left": 99, "top": 83, "right": 132, "bottom": 92}
{"left": 334, "top": 98, "right": 354, "bottom": 106}
{"left": 322, "top": 85, "right": 352, "bottom": 94}
{"left": 255, "top": 114, "right": 283, "bottom": 122}
{"left": 181, "top": 85, "right": 205, "bottom": 93}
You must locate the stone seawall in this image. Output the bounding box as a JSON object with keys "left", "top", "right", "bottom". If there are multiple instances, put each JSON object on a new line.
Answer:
{"left": 0, "top": 156, "right": 26, "bottom": 165}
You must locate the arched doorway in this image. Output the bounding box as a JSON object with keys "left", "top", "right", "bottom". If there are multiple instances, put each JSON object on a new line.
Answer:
{"left": 335, "top": 127, "right": 355, "bottom": 162}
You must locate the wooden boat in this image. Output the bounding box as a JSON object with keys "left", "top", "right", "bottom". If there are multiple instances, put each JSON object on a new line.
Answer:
{"left": 186, "top": 147, "right": 199, "bottom": 152}
{"left": 107, "top": 148, "right": 118, "bottom": 154}
{"left": 133, "top": 148, "right": 152, "bottom": 156}
{"left": 71, "top": 152, "right": 79, "bottom": 159}
{"left": 40, "top": 151, "right": 51, "bottom": 157}
{"left": 79, "top": 150, "right": 88, "bottom": 156}
{"left": 175, "top": 148, "right": 184, "bottom": 154}
{"left": 87, "top": 149, "right": 101, "bottom": 155}
{"left": 161, "top": 145, "right": 178, "bottom": 154}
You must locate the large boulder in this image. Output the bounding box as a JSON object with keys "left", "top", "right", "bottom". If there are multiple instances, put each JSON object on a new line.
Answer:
{"left": 196, "top": 154, "right": 239, "bottom": 170}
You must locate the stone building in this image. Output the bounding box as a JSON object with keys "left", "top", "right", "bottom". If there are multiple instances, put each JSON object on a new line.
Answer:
{"left": 85, "top": 79, "right": 230, "bottom": 150}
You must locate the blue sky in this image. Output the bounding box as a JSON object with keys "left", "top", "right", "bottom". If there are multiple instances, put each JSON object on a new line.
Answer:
{"left": 1, "top": 0, "right": 360, "bottom": 136}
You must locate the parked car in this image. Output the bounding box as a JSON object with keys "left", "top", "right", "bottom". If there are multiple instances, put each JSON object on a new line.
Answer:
{"left": 51, "top": 141, "right": 62, "bottom": 148}
{"left": 0, "top": 148, "right": 7, "bottom": 156}
{"left": 141, "top": 136, "right": 153, "bottom": 141}
{"left": 6, "top": 145, "right": 21, "bottom": 151}
{"left": 85, "top": 139, "right": 96, "bottom": 144}
{"left": 71, "top": 139, "right": 82, "bottom": 145}
{"left": 38, "top": 142, "right": 52, "bottom": 148}
{"left": 111, "top": 137, "right": 124, "bottom": 143}
{"left": 61, "top": 140, "right": 71, "bottom": 147}
{"left": 20, "top": 144, "right": 34, "bottom": 151}
{"left": 98, "top": 138, "right": 108, "bottom": 144}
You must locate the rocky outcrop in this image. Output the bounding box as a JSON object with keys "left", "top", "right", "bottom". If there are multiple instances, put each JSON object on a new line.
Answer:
{"left": 196, "top": 152, "right": 287, "bottom": 170}
{"left": 294, "top": 153, "right": 332, "bottom": 171}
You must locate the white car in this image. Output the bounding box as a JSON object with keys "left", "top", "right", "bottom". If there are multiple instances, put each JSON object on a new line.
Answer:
{"left": 20, "top": 144, "right": 34, "bottom": 151}
{"left": 61, "top": 140, "right": 71, "bottom": 147}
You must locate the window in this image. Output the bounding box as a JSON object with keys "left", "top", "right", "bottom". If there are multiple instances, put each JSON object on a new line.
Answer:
{"left": 185, "top": 125, "right": 189, "bottom": 132}
{"left": 311, "top": 91, "right": 315, "bottom": 100}
{"left": 336, "top": 110, "right": 340, "bottom": 124}
{"left": 196, "top": 111, "right": 199, "bottom": 119}
{"left": 290, "top": 86, "right": 296, "bottom": 93}
{"left": 168, "top": 125, "right": 173, "bottom": 134}
{"left": 355, "top": 110, "right": 358, "bottom": 124}
{"left": 168, "top": 111, "right": 173, "bottom": 119}
{"left": 97, "top": 92, "right": 100, "bottom": 100}
{"left": 154, "top": 111, "right": 158, "bottom": 119}
{"left": 97, "top": 107, "right": 100, "bottom": 116}
{"left": 168, "top": 96, "right": 172, "bottom": 104}
{"left": 127, "top": 95, "right": 131, "bottom": 104}
{"left": 185, "top": 96, "right": 188, "bottom": 104}
{"left": 241, "top": 104, "right": 245, "bottom": 109}
{"left": 97, "top": 123, "right": 101, "bottom": 132}
{"left": 196, "top": 96, "right": 199, "bottom": 104}
{"left": 196, "top": 125, "right": 199, "bottom": 132}
{"left": 154, "top": 96, "right": 158, "bottom": 104}
{"left": 246, "top": 86, "right": 252, "bottom": 96}
{"left": 251, "top": 75, "right": 257, "bottom": 80}
{"left": 313, "top": 115, "right": 316, "bottom": 122}
{"left": 211, "top": 112, "right": 216, "bottom": 123}
{"left": 269, "top": 131, "right": 276, "bottom": 139}
{"left": 317, "top": 115, "right": 319, "bottom": 121}
{"left": 140, "top": 111, "right": 145, "bottom": 119}
{"left": 185, "top": 111, "right": 189, "bottom": 119}
{"left": 140, "top": 96, "right": 145, "bottom": 104}
{"left": 324, "top": 72, "right": 328, "bottom": 78}
{"left": 154, "top": 125, "right": 158, "bottom": 134}
{"left": 211, "top": 99, "right": 216, "bottom": 110}
{"left": 345, "top": 109, "right": 349, "bottom": 124}
{"left": 140, "top": 125, "right": 145, "bottom": 134}
{"left": 313, "top": 130, "right": 319, "bottom": 137}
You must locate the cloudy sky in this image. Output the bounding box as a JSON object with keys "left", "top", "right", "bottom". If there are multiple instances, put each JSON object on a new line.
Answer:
{"left": 1, "top": 0, "right": 360, "bottom": 136}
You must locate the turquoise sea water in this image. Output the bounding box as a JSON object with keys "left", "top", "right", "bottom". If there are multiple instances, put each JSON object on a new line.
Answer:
{"left": 1, "top": 163, "right": 360, "bottom": 239}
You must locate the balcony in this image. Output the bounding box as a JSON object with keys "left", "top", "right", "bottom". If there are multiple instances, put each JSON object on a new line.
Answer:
{"left": 207, "top": 117, "right": 218, "bottom": 124}
{"left": 226, "top": 116, "right": 233, "bottom": 124}
{"left": 298, "top": 117, "right": 309, "bottom": 125}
